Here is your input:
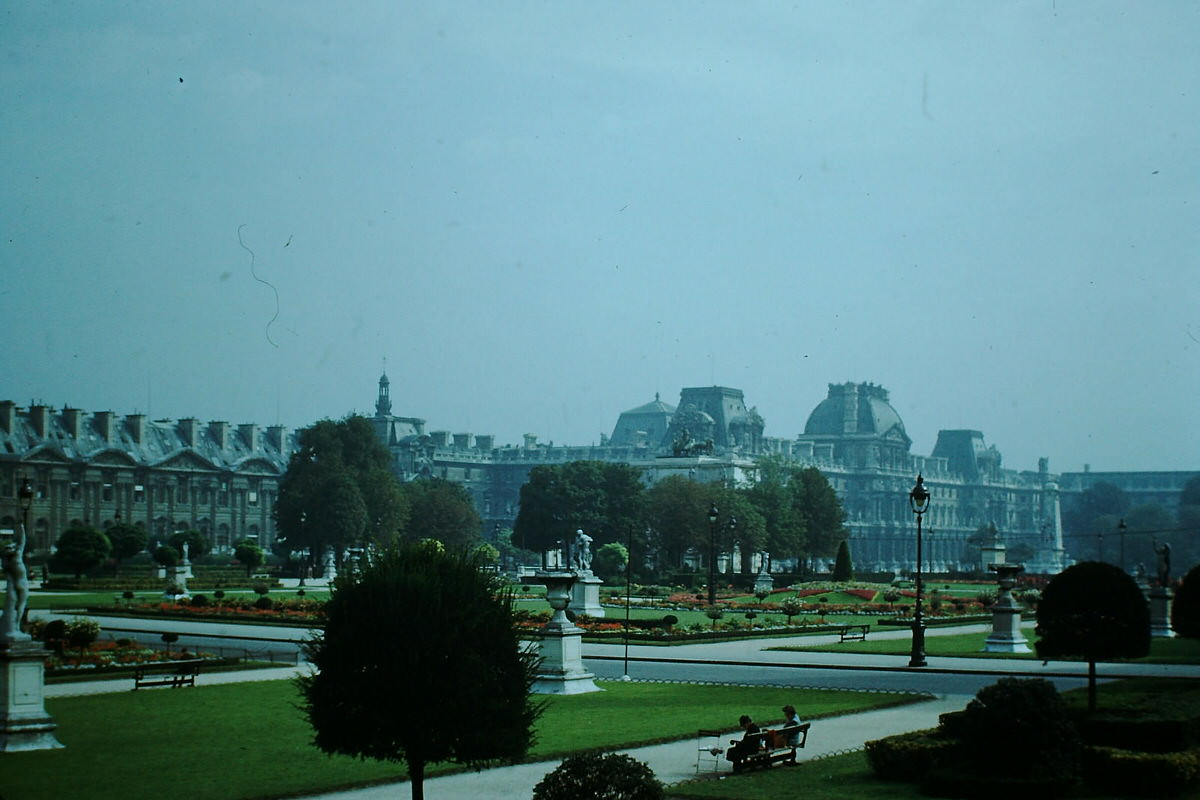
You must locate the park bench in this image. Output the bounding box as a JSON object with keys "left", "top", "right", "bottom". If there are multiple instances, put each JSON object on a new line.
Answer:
{"left": 838, "top": 624, "right": 870, "bottom": 642}
{"left": 132, "top": 659, "right": 202, "bottom": 690}
{"left": 727, "top": 723, "right": 811, "bottom": 773}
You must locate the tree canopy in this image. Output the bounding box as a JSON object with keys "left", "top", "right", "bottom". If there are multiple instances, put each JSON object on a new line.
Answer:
{"left": 399, "top": 477, "right": 483, "bottom": 549}
{"left": 53, "top": 524, "right": 111, "bottom": 579}
{"left": 1035, "top": 561, "right": 1150, "bottom": 710}
{"left": 298, "top": 542, "right": 541, "bottom": 800}
{"left": 514, "top": 461, "right": 645, "bottom": 554}
{"left": 276, "top": 415, "right": 409, "bottom": 568}
{"left": 106, "top": 522, "right": 146, "bottom": 569}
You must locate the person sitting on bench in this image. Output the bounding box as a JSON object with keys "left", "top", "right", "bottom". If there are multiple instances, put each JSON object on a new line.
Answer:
{"left": 727, "top": 715, "right": 761, "bottom": 762}
{"left": 781, "top": 704, "right": 804, "bottom": 746}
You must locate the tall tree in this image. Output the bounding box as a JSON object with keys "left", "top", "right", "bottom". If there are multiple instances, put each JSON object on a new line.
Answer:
{"left": 745, "top": 455, "right": 806, "bottom": 568}
{"left": 52, "top": 524, "right": 111, "bottom": 579}
{"left": 790, "top": 466, "right": 848, "bottom": 562}
{"left": 644, "top": 475, "right": 717, "bottom": 573}
{"left": 276, "top": 415, "right": 407, "bottom": 568}
{"left": 299, "top": 543, "right": 541, "bottom": 800}
{"left": 400, "top": 477, "right": 483, "bottom": 549}
{"left": 1064, "top": 481, "right": 1129, "bottom": 554}
{"left": 514, "top": 461, "right": 645, "bottom": 554}
{"left": 832, "top": 539, "right": 854, "bottom": 581}
{"left": 1035, "top": 561, "right": 1150, "bottom": 712}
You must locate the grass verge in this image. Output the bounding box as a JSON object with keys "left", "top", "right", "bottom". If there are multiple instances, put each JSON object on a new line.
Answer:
{"left": 770, "top": 631, "right": 1200, "bottom": 664}
{"left": 0, "top": 679, "right": 925, "bottom": 800}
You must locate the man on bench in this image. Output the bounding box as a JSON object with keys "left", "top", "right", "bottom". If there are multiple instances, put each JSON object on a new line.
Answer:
{"left": 726, "top": 708, "right": 811, "bottom": 772}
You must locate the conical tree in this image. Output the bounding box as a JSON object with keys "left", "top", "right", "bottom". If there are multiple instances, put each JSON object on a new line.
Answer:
{"left": 832, "top": 539, "right": 854, "bottom": 582}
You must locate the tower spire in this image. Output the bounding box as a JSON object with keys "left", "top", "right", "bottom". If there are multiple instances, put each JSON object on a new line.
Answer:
{"left": 376, "top": 364, "right": 392, "bottom": 417}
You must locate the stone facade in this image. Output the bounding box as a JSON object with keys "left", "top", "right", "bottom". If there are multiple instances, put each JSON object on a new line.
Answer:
{"left": 372, "top": 374, "right": 1084, "bottom": 574}
{"left": 0, "top": 401, "right": 291, "bottom": 553}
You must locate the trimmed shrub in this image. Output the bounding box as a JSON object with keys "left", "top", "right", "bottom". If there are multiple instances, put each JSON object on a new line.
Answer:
{"left": 865, "top": 729, "right": 955, "bottom": 781}
{"left": 190, "top": 594, "right": 209, "bottom": 607}
{"left": 1082, "top": 746, "right": 1200, "bottom": 798}
{"left": 255, "top": 595, "right": 274, "bottom": 610}
{"left": 953, "top": 678, "right": 1082, "bottom": 784}
{"left": 532, "top": 752, "right": 663, "bottom": 800}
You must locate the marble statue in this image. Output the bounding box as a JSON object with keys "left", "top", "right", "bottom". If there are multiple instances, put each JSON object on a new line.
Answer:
{"left": 572, "top": 530, "right": 593, "bottom": 572}
{"left": 0, "top": 521, "right": 31, "bottom": 642}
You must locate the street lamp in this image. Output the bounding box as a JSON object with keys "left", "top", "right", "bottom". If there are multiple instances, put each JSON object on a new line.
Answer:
{"left": 18, "top": 477, "right": 33, "bottom": 546}
{"left": 707, "top": 505, "right": 719, "bottom": 606}
{"left": 1118, "top": 518, "right": 1127, "bottom": 573}
{"left": 908, "top": 474, "right": 930, "bottom": 668}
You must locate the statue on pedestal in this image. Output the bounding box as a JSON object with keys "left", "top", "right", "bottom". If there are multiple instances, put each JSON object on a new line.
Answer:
{"left": 571, "top": 530, "right": 593, "bottom": 572}
{"left": 0, "top": 521, "right": 30, "bottom": 642}
{"left": 1154, "top": 541, "right": 1172, "bottom": 588}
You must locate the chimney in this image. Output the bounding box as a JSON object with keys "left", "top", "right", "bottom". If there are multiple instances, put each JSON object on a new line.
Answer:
{"left": 523, "top": 433, "right": 538, "bottom": 449}
{"left": 179, "top": 418, "right": 200, "bottom": 447}
{"left": 63, "top": 407, "right": 85, "bottom": 439}
{"left": 266, "top": 425, "right": 288, "bottom": 455}
{"left": 124, "top": 414, "right": 145, "bottom": 444}
{"left": 239, "top": 423, "right": 258, "bottom": 450}
{"left": 430, "top": 431, "right": 450, "bottom": 448}
{"left": 209, "top": 421, "right": 230, "bottom": 450}
{"left": 0, "top": 401, "right": 14, "bottom": 434}
{"left": 475, "top": 434, "right": 494, "bottom": 451}
{"left": 453, "top": 433, "right": 472, "bottom": 450}
{"left": 29, "top": 404, "right": 50, "bottom": 438}
{"left": 95, "top": 411, "right": 115, "bottom": 442}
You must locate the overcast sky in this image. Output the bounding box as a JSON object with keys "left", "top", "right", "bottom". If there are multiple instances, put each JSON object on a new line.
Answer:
{"left": 2, "top": 2, "right": 1196, "bottom": 474}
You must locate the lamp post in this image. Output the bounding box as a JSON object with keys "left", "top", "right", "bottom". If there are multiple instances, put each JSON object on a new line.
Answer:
{"left": 18, "top": 477, "right": 33, "bottom": 550}
{"left": 707, "top": 505, "right": 719, "bottom": 606}
{"left": 908, "top": 474, "right": 930, "bottom": 668}
{"left": 1118, "top": 518, "right": 1127, "bottom": 573}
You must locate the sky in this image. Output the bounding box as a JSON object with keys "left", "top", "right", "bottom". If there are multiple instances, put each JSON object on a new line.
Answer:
{"left": 1, "top": 1, "right": 1196, "bottom": 474}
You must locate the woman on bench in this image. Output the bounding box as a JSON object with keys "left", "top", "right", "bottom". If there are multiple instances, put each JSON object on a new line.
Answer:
{"left": 727, "top": 715, "right": 761, "bottom": 763}
{"left": 781, "top": 705, "right": 804, "bottom": 746}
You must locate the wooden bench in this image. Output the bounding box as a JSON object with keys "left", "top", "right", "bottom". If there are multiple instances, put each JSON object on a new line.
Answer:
{"left": 132, "top": 659, "right": 202, "bottom": 690}
{"left": 728, "top": 723, "right": 811, "bottom": 773}
{"left": 838, "top": 624, "right": 870, "bottom": 642}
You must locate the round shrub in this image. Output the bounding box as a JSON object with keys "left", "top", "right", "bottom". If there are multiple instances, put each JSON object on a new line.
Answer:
{"left": 190, "top": 594, "right": 209, "bottom": 607}
{"left": 955, "top": 678, "right": 1082, "bottom": 784}
{"left": 255, "top": 595, "right": 274, "bottom": 610}
{"left": 213, "top": 589, "right": 225, "bottom": 600}
{"left": 532, "top": 752, "right": 663, "bottom": 800}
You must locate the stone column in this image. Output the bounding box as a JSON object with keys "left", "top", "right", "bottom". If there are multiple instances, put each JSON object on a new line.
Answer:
{"left": 0, "top": 640, "right": 63, "bottom": 751}
{"left": 1149, "top": 587, "right": 1175, "bottom": 639}
{"left": 984, "top": 563, "right": 1031, "bottom": 653}
{"left": 531, "top": 570, "right": 600, "bottom": 695}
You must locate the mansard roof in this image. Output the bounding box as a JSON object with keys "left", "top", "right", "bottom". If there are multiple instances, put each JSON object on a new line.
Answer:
{"left": 0, "top": 403, "right": 292, "bottom": 475}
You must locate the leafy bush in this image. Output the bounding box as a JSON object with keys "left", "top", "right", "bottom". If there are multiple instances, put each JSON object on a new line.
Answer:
{"left": 190, "top": 594, "right": 209, "bottom": 607}
{"left": 954, "top": 678, "right": 1082, "bottom": 783}
{"left": 255, "top": 595, "right": 274, "bottom": 610}
{"left": 865, "top": 729, "right": 955, "bottom": 781}
{"left": 1082, "top": 746, "right": 1200, "bottom": 797}
{"left": 1172, "top": 564, "right": 1200, "bottom": 639}
{"left": 532, "top": 752, "right": 663, "bottom": 800}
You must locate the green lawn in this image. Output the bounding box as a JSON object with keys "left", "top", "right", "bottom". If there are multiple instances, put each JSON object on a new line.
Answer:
{"left": 771, "top": 631, "right": 1200, "bottom": 664}
{"left": 0, "top": 679, "right": 923, "bottom": 800}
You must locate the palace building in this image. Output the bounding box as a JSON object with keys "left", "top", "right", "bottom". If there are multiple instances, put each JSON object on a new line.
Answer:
{"left": 1, "top": 374, "right": 1193, "bottom": 575}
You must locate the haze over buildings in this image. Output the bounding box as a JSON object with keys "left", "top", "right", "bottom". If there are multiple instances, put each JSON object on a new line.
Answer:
{"left": 2, "top": 2, "right": 1197, "bottom": 473}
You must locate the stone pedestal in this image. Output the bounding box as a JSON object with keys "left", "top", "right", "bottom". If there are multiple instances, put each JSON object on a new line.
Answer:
{"left": 1150, "top": 588, "right": 1175, "bottom": 638}
{"left": 984, "top": 563, "right": 1031, "bottom": 654}
{"left": 569, "top": 571, "right": 605, "bottom": 618}
{"left": 0, "top": 640, "right": 62, "bottom": 752}
{"left": 166, "top": 566, "right": 190, "bottom": 600}
{"left": 531, "top": 570, "right": 600, "bottom": 695}
{"left": 753, "top": 571, "right": 774, "bottom": 595}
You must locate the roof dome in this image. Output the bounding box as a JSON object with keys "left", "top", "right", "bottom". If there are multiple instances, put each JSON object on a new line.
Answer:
{"left": 803, "top": 382, "right": 907, "bottom": 438}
